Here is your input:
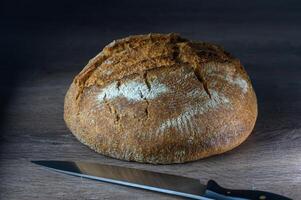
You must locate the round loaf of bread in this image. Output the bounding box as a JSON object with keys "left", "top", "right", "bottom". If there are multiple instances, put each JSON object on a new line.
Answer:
{"left": 64, "top": 33, "right": 257, "bottom": 164}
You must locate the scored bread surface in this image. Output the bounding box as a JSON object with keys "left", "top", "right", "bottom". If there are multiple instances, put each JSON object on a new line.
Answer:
{"left": 64, "top": 33, "right": 257, "bottom": 164}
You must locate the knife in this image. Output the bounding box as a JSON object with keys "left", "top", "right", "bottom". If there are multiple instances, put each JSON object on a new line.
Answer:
{"left": 32, "top": 161, "right": 291, "bottom": 200}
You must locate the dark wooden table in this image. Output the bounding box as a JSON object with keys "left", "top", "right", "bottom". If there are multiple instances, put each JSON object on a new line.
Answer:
{"left": 1, "top": 1, "right": 301, "bottom": 199}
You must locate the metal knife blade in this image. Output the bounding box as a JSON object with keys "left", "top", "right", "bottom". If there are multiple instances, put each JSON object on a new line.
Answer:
{"left": 32, "top": 160, "right": 210, "bottom": 200}
{"left": 32, "top": 161, "right": 292, "bottom": 200}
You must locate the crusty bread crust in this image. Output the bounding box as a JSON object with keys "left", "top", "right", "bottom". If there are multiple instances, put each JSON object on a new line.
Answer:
{"left": 64, "top": 33, "right": 257, "bottom": 164}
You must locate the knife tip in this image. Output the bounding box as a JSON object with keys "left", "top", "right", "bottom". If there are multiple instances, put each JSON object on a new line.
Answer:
{"left": 31, "top": 160, "right": 39, "bottom": 164}
{"left": 31, "top": 160, "right": 47, "bottom": 165}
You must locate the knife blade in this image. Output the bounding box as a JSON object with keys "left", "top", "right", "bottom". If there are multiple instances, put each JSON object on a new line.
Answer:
{"left": 32, "top": 161, "right": 291, "bottom": 200}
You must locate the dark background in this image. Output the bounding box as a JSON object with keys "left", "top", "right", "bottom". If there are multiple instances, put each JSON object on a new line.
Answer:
{"left": 1, "top": 0, "right": 301, "bottom": 199}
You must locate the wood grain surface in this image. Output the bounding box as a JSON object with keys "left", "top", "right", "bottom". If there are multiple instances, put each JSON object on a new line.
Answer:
{"left": 1, "top": 0, "right": 301, "bottom": 199}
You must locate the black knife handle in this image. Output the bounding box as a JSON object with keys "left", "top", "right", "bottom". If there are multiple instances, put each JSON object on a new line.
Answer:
{"left": 204, "top": 180, "right": 292, "bottom": 200}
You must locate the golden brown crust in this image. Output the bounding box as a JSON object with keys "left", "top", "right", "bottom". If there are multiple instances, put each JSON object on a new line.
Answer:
{"left": 64, "top": 33, "right": 257, "bottom": 164}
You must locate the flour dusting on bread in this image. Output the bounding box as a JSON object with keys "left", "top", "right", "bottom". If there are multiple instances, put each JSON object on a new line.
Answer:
{"left": 97, "top": 79, "right": 168, "bottom": 102}
{"left": 227, "top": 77, "right": 248, "bottom": 93}
{"left": 156, "top": 90, "right": 230, "bottom": 135}
{"left": 187, "top": 88, "right": 203, "bottom": 98}
{"left": 205, "top": 62, "right": 249, "bottom": 93}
